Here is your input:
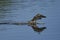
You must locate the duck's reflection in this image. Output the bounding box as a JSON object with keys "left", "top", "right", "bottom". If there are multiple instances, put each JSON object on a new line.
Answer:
{"left": 31, "top": 26, "right": 46, "bottom": 33}
{"left": 28, "top": 21, "right": 46, "bottom": 33}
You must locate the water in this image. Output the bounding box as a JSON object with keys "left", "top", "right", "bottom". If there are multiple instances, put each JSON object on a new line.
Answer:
{"left": 0, "top": 0, "right": 60, "bottom": 40}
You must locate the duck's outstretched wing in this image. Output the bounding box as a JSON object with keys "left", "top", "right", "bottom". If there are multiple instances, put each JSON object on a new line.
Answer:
{"left": 31, "top": 14, "right": 46, "bottom": 21}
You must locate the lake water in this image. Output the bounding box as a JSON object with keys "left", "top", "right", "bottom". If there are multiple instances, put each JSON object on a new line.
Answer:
{"left": 0, "top": 0, "right": 60, "bottom": 40}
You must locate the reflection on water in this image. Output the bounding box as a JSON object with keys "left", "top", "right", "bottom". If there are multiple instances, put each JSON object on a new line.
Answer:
{"left": 0, "top": 0, "right": 12, "bottom": 19}
{"left": 0, "top": 0, "right": 55, "bottom": 19}
{"left": 0, "top": 0, "right": 36, "bottom": 20}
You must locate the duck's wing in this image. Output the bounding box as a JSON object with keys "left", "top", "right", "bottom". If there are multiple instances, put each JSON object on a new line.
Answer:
{"left": 31, "top": 14, "right": 46, "bottom": 21}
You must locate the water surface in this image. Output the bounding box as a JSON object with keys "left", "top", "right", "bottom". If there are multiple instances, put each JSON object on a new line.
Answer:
{"left": 0, "top": 0, "right": 60, "bottom": 40}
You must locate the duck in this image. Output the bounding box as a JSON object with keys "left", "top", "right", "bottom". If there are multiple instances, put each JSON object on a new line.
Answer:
{"left": 0, "top": 13, "right": 46, "bottom": 33}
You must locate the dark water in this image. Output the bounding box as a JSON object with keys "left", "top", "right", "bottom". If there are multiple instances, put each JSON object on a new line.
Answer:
{"left": 0, "top": 0, "right": 60, "bottom": 40}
